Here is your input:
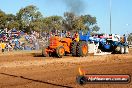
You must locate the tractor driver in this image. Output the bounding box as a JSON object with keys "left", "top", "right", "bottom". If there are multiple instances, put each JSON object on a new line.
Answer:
{"left": 73, "top": 32, "right": 79, "bottom": 42}
{"left": 66, "top": 32, "right": 71, "bottom": 38}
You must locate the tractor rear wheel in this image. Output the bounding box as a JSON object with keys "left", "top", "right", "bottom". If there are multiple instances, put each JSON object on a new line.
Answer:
{"left": 77, "top": 41, "right": 88, "bottom": 57}
{"left": 42, "top": 46, "right": 49, "bottom": 57}
{"left": 56, "top": 46, "right": 65, "bottom": 58}
{"left": 71, "top": 41, "right": 77, "bottom": 56}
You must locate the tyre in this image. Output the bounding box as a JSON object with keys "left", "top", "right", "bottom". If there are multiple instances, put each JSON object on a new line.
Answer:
{"left": 42, "top": 46, "right": 49, "bottom": 57}
{"left": 120, "top": 46, "right": 124, "bottom": 54}
{"left": 76, "top": 75, "right": 87, "bottom": 85}
{"left": 56, "top": 46, "right": 65, "bottom": 58}
{"left": 71, "top": 41, "right": 77, "bottom": 56}
{"left": 77, "top": 41, "right": 88, "bottom": 57}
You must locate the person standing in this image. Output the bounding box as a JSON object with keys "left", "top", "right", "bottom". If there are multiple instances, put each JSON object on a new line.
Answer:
{"left": 0, "top": 41, "right": 6, "bottom": 53}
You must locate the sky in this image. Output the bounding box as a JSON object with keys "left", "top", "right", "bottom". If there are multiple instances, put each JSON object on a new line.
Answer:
{"left": 0, "top": 0, "right": 131, "bottom": 35}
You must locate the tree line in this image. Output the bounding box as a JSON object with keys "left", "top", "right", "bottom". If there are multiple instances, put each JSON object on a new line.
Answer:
{"left": 128, "top": 33, "right": 132, "bottom": 42}
{"left": 0, "top": 5, "right": 100, "bottom": 33}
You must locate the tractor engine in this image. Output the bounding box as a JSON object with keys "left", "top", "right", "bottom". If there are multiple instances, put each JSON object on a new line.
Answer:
{"left": 42, "top": 36, "right": 72, "bottom": 58}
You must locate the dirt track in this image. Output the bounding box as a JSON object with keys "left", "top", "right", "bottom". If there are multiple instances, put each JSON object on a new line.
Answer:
{"left": 0, "top": 49, "right": 132, "bottom": 88}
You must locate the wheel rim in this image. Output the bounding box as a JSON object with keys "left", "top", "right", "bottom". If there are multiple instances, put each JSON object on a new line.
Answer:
{"left": 82, "top": 45, "right": 88, "bottom": 55}
{"left": 59, "top": 48, "right": 65, "bottom": 55}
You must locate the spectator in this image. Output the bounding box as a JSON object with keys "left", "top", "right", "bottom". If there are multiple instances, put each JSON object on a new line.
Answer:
{"left": 14, "top": 38, "right": 20, "bottom": 50}
{"left": 0, "top": 41, "right": 6, "bottom": 53}
{"left": 4, "top": 28, "right": 8, "bottom": 33}
{"left": 25, "top": 33, "right": 30, "bottom": 41}
{"left": 33, "top": 40, "right": 39, "bottom": 50}
{"left": 7, "top": 43, "right": 13, "bottom": 51}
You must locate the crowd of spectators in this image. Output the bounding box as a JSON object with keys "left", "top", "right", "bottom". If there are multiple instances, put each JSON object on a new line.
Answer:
{"left": 0, "top": 28, "right": 80, "bottom": 53}
{"left": 0, "top": 28, "right": 40, "bottom": 53}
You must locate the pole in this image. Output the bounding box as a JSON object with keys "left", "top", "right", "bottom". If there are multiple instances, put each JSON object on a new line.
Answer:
{"left": 110, "top": 0, "right": 112, "bottom": 34}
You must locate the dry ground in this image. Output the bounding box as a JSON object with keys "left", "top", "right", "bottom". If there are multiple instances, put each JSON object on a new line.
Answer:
{"left": 0, "top": 49, "right": 132, "bottom": 88}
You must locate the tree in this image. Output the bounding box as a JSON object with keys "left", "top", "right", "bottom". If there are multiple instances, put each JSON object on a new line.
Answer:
{"left": 63, "top": 12, "right": 100, "bottom": 32}
{"left": 0, "top": 10, "right": 19, "bottom": 29}
{"left": 16, "top": 5, "right": 43, "bottom": 32}
{"left": 30, "top": 20, "right": 43, "bottom": 32}
{"left": 43, "top": 16, "right": 63, "bottom": 32}
{"left": 0, "top": 5, "right": 100, "bottom": 33}
{"left": 0, "top": 10, "right": 7, "bottom": 28}
{"left": 7, "top": 21, "right": 20, "bottom": 30}
{"left": 5, "top": 14, "right": 20, "bottom": 29}
{"left": 63, "top": 12, "right": 76, "bottom": 31}
{"left": 6, "top": 14, "right": 16, "bottom": 22}
{"left": 92, "top": 25, "right": 100, "bottom": 32}
{"left": 72, "top": 17, "right": 86, "bottom": 30}
{"left": 128, "top": 33, "right": 132, "bottom": 41}
{"left": 81, "top": 15, "right": 96, "bottom": 26}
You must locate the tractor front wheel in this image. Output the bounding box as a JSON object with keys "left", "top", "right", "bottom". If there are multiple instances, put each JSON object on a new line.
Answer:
{"left": 56, "top": 46, "right": 65, "bottom": 58}
{"left": 42, "top": 46, "right": 49, "bottom": 57}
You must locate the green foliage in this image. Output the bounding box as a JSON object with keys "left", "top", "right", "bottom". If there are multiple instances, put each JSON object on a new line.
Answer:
{"left": 6, "top": 14, "right": 19, "bottom": 29}
{"left": 16, "top": 5, "right": 43, "bottom": 32}
{"left": 63, "top": 12, "right": 76, "bottom": 31}
{"left": 43, "top": 16, "right": 63, "bottom": 32}
{"left": 128, "top": 33, "right": 132, "bottom": 41}
{"left": 6, "top": 14, "right": 16, "bottom": 21}
{"left": 63, "top": 12, "right": 99, "bottom": 32}
{"left": 0, "top": 5, "right": 100, "bottom": 33}
{"left": 0, "top": 10, "right": 7, "bottom": 28}
{"left": 30, "top": 20, "right": 43, "bottom": 32}
{"left": 7, "top": 21, "right": 20, "bottom": 30}
{"left": 92, "top": 25, "right": 100, "bottom": 32}
{"left": 81, "top": 15, "right": 96, "bottom": 26}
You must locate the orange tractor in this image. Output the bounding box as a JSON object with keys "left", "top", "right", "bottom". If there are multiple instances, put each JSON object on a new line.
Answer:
{"left": 42, "top": 34, "right": 88, "bottom": 58}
